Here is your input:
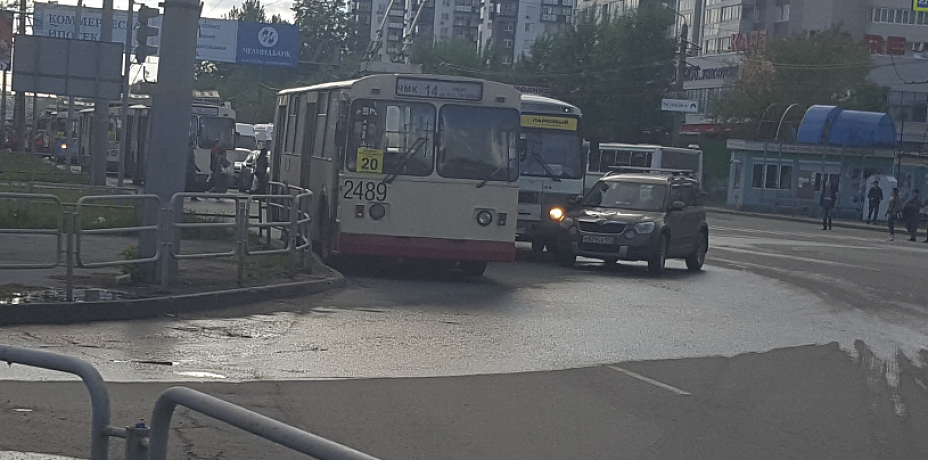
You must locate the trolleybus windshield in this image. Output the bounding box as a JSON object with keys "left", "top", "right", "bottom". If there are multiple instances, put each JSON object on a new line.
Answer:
{"left": 437, "top": 105, "right": 520, "bottom": 182}
{"left": 346, "top": 100, "right": 435, "bottom": 177}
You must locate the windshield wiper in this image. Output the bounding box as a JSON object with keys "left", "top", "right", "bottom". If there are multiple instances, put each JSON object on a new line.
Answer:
{"left": 383, "top": 137, "right": 427, "bottom": 184}
{"left": 476, "top": 164, "right": 509, "bottom": 189}
{"left": 527, "top": 142, "right": 561, "bottom": 181}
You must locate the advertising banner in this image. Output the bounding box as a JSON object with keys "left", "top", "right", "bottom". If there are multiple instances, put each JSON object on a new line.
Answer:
{"left": 235, "top": 22, "right": 299, "bottom": 67}
{"left": 32, "top": 3, "right": 237, "bottom": 63}
{"left": 0, "top": 11, "right": 12, "bottom": 70}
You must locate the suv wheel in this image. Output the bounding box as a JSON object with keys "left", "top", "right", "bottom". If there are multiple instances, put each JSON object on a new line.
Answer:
{"left": 648, "top": 234, "right": 668, "bottom": 274}
{"left": 685, "top": 230, "right": 708, "bottom": 271}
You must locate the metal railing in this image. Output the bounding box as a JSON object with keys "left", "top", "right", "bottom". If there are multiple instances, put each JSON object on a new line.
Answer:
{"left": 75, "top": 194, "right": 162, "bottom": 268}
{"left": 1, "top": 344, "right": 382, "bottom": 460}
{"left": 0, "top": 188, "right": 313, "bottom": 296}
{"left": 0, "top": 193, "right": 63, "bottom": 269}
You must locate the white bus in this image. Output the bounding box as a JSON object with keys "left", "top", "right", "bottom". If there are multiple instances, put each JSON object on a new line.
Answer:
{"left": 517, "top": 94, "right": 583, "bottom": 254}
{"left": 274, "top": 74, "right": 523, "bottom": 275}
{"left": 586, "top": 143, "right": 704, "bottom": 189}
{"left": 78, "top": 95, "right": 236, "bottom": 184}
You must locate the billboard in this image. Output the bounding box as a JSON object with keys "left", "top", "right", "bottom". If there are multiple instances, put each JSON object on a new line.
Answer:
{"left": 12, "top": 35, "right": 123, "bottom": 99}
{"left": 0, "top": 11, "right": 12, "bottom": 70}
{"left": 236, "top": 22, "right": 299, "bottom": 67}
{"left": 31, "top": 3, "right": 291, "bottom": 65}
{"left": 916, "top": 0, "right": 928, "bottom": 12}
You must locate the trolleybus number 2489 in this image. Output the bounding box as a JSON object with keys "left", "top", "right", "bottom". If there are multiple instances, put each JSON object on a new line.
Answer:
{"left": 342, "top": 180, "right": 388, "bottom": 201}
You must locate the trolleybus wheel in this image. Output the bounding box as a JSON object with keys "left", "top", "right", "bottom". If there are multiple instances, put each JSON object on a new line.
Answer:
{"left": 461, "top": 261, "right": 487, "bottom": 276}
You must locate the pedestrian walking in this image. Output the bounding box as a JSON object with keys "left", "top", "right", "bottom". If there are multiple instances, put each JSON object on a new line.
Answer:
{"left": 902, "top": 189, "right": 922, "bottom": 241}
{"left": 185, "top": 140, "right": 201, "bottom": 200}
{"left": 820, "top": 182, "right": 837, "bottom": 230}
{"left": 255, "top": 147, "right": 270, "bottom": 194}
{"left": 207, "top": 139, "right": 222, "bottom": 190}
{"left": 866, "top": 180, "right": 883, "bottom": 224}
{"left": 886, "top": 187, "right": 902, "bottom": 241}
{"left": 207, "top": 148, "right": 232, "bottom": 197}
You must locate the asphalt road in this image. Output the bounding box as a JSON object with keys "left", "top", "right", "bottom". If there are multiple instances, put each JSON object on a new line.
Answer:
{"left": 3, "top": 212, "right": 928, "bottom": 459}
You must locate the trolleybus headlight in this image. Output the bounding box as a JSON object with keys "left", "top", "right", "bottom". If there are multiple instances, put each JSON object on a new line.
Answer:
{"left": 369, "top": 203, "right": 386, "bottom": 220}
{"left": 476, "top": 210, "right": 493, "bottom": 226}
{"left": 355, "top": 205, "right": 365, "bottom": 218}
{"left": 548, "top": 207, "right": 565, "bottom": 221}
{"left": 634, "top": 221, "right": 655, "bottom": 234}
{"left": 497, "top": 212, "right": 507, "bottom": 225}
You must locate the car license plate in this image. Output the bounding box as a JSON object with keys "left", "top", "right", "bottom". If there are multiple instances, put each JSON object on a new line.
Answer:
{"left": 582, "top": 235, "right": 614, "bottom": 245}
{"left": 517, "top": 226, "right": 526, "bottom": 235}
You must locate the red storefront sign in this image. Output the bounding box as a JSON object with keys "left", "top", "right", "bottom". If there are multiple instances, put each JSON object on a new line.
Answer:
{"left": 731, "top": 30, "right": 768, "bottom": 52}
{"left": 864, "top": 34, "right": 908, "bottom": 55}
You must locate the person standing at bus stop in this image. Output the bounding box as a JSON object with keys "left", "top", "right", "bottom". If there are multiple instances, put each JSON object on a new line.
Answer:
{"left": 820, "top": 182, "right": 837, "bottom": 230}
{"left": 866, "top": 180, "right": 883, "bottom": 224}
{"left": 886, "top": 187, "right": 902, "bottom": 241}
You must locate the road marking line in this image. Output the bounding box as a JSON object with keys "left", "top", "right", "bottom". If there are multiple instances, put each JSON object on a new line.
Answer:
{"left": 607, "top": 365, "right": 693, "bottom": 396}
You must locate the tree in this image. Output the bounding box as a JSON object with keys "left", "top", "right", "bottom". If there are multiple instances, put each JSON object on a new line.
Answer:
{"left": 714, "top": 28, "right": 888, "bottom": 128}
{"left": 516, "top": 4, "right": 676, "bottom": 144}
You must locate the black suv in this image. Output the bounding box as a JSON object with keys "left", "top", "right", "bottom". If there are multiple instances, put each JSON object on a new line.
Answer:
{"left": 556, "top": 169, "right": 708, "bottom": 274}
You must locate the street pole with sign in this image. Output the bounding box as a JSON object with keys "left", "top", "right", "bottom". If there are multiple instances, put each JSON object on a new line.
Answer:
{"left": 673, "top": 22, "right": 688, "bottom": 147}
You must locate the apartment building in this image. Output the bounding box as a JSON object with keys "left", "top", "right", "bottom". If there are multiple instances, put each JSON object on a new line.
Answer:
{"left": 352, "top": 0, "right": 483, "bottom": 62}
{"left": 477, "top": 0, "right": 577, "bottom": 65}
{"left": 671, "top": 0, "right": 928, "bottom": 145}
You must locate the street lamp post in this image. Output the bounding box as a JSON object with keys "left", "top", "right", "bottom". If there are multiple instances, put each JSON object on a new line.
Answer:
{"left": 662, "top": 3, "right": 688, "bottom": 147}
{"left": 673, "top": 21, "right": 688, "bottom": 147}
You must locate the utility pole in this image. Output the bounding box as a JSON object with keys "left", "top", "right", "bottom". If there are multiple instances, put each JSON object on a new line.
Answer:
{"left": 117, "top": 0, "right": 134, "bottom": 187}
{"left": 90, "top": 0, "right": 115, "bottom": 185}
{"left": 672, "top": 21, "right": 688, "bottom": 147}
{"left": 141, "top": 0, "right": 201, "bottom": 283}
{"left": 13, "top": 0, "right": 25, "bottom": 154}
{"left": 64, "top": 0, "right": 84, "bottom": 173}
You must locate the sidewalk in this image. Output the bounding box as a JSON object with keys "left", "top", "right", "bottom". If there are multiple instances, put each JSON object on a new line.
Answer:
{"left": 707, "top": 206, "right": 906, "bottom": 233}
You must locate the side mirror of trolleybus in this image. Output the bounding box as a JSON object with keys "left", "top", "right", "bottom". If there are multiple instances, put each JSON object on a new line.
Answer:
{"left": 518, "top": 138, "right": 527, "bottom": 161}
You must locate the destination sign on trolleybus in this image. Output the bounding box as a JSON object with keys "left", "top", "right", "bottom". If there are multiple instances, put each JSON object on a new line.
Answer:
{"left": 395, "top": 77, "right": 483, "bottom": 101}
{"left": 521, "top": 115, "right": 578, "bottom": 131}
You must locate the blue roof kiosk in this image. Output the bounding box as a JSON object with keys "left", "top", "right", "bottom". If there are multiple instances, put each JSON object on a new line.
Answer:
{"left": 725, "top": 106, "right": 910, "bottom": 220}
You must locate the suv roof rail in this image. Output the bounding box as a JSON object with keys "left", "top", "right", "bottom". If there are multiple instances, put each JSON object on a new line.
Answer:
{"left": 603, "top": 166, "right": 694, "bottom": 178}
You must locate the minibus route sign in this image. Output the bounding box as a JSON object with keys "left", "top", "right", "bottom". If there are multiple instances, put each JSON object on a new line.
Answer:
{"left": 395, "top": 78, "right": 483, "bottom": 101}
{"left": 357, "top": 148, "right": 384, "bottom": 174}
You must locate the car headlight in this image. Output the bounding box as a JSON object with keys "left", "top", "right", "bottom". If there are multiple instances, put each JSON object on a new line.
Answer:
{"left": 548, "top": 207, "right": 565, "bottom": 221}
{"left": 634, "top": 222, "right": 655, "bottom": 234}
{"left": 476, "top": 210, "right": 493, "bottom": 226}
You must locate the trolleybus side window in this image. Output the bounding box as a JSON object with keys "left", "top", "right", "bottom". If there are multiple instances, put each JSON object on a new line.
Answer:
{"left": 284, "top": 95, "right": 301, "bottom": 154}
{"left": 346, "top": 100, "right": 434, "bottom": 176}
{"left": 437, "top": 105, "right": 520, "bottom": 182}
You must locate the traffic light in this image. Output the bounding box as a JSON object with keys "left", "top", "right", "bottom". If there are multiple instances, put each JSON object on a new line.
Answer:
{"left": 135, "top": 5, "right": 160, "bottom": 64}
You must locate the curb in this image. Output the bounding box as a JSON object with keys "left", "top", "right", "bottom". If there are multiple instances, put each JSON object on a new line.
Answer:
{"left": 707, "top": 207, "right": 889, "bottom": 233}
{"left": 0, "top": 273, "right": 346, "bottom": 326}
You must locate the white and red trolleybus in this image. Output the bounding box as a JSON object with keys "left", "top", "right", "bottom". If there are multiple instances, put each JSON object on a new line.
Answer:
{"left": 273, "top": 74, "right": 523, "bottom": 275}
